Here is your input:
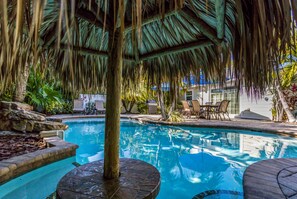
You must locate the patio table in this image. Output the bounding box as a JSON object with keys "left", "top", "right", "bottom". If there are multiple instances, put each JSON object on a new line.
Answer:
{"left": 200, "top": 104, "right": 219, "bottom": 120}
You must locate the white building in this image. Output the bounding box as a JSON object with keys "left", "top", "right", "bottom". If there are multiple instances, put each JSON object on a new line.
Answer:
{"left": 183, "top": 81, "right": 273, "bottom": 120}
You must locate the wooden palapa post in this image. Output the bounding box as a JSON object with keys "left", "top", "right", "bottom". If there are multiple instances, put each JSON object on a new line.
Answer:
{"left": 104, "top": 0, "right": 124, "bottom": 179}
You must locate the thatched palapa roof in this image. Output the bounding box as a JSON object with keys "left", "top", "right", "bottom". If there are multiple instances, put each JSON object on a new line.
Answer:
{"left": 0, "top": 0, "right": 297, "bottom": 93}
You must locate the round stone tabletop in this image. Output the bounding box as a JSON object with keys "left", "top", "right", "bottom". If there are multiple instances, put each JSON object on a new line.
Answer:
{"left": 56, "top": 158, "right": 161, "bottom": 199}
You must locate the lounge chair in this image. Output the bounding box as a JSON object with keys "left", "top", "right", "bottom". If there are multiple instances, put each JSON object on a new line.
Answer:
{"left": 73, "top": 99, "right": 85, "bottom": 114}
{"left": 95, "top": 100, "right": 106, "bottom": 114}
{"left": 181, "top": 101, "right": 191, "bottom": 118}
{"left": 191, "top": 100, "right": 204, "bottom": 119}
{"left": 213, "top": 100, "right": 231, "bottom": 120}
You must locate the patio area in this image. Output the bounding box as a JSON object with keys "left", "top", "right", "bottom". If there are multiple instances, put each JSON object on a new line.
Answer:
{"left": 48, "top": 114, "right": 297, "bottom": 137}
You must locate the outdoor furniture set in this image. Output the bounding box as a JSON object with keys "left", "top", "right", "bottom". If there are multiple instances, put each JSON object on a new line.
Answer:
{"left": 182, "top": 100, "right": 231, "bottom": 120}
{"left": 73, "top": 99, "right": 106, "bottom": 114}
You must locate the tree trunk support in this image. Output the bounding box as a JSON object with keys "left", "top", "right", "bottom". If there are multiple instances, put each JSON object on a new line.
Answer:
{"left": 103, "top": 22, "right": 124, "bottom": 178}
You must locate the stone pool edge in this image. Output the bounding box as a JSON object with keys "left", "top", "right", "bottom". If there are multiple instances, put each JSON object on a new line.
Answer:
{"left": 133, "top": 118, "right": 297, "bottom": 137}
{"left": 0, "top": 132, "right": 78, "bottom": 185}
{"left": 51, "top": 115, "right": 297, "bottom": 137}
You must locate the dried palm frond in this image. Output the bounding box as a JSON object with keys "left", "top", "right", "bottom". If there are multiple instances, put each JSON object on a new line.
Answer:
{"left": 0, "top": 0, "right": 47, "bottom": 93}
{"left": 0, "top": 0, "right": 296, "bottom": 97}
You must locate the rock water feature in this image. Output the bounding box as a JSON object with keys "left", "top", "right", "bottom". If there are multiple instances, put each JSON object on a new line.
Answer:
{"left": 0, "top": 101, "right": 67, "bottom": 133}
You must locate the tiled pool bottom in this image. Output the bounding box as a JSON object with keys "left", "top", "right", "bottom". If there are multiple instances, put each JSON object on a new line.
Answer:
{"left": 0, "top": 157, "right": 75, "bottom": 199}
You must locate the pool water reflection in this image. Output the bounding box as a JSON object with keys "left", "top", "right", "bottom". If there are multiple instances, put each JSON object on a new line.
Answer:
{"left": 64, "top": 119, "right": 297, "bottom": 199}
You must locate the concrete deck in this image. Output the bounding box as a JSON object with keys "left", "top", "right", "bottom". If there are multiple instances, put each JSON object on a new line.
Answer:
{"left": 48, "top": 114, "right": 297, "bottom": 136}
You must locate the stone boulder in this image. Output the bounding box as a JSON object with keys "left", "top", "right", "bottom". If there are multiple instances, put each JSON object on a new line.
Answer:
{"left": 8, "top": 110, "right": 46, "bottom": 121}
{"left": 33, "top": 121, "right": 68, "bottom": 132}
{"left": 0, "top": 101, "right": 67, "bottom": 133}
{"left": 0, "top": 101, "right": 33, "bottom": 111}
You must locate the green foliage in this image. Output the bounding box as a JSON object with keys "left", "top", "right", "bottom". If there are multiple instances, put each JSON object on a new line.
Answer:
{"left": 122, "top": 82, "right": 150, "bottom": 114}
{"left": 167, "top": 111, "right": 184, "bottom": 122}
{"left": 26, "top": 69, "right": 64, "bottom": 114}
{"left": 280, "top": 62, "right": 297, "bottom": 88}
{"left": 85, "top": 102, "right": 95, "bottom": 115}
{"left": 0, "top": 86, "right": 14, "bottom": 101}
{"left": 62, "top": 100, "right": 74, "bottom": 114}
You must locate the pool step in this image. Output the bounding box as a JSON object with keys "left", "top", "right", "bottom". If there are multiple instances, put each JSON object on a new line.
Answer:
{"left": 192, "top": 190, "right": 243, "bottom": 199}
{"left": 72, "top": 162, "right": 81, "bottom": 167}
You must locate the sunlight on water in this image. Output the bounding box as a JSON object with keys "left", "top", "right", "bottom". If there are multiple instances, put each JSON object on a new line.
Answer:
{"left": 1, "top": 118, "right": 296, "bottom": 199}
{"left": 63, "top": 119, "right": 297, "bottom": 199}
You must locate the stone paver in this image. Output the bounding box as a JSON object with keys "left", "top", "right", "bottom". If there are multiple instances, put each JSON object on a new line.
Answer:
{"left": 56, "top": 159, "right": 160, "bottom": 199}
{"left": 0, "top": 136, "right": 78, "bottom": 184}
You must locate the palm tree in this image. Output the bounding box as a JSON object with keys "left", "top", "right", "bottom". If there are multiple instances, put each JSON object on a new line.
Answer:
{"left": 0, "top": 0, "right": 297, "bottom": 181}
{"left": 273, "top": 32, "right": 297, "bottom": 122}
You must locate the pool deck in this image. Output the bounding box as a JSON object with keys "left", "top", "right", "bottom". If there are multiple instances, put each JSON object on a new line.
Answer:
{"left": 48, "top": 113, "right": 297, "bottom": 137}
{"left": 48, "top": 113, "right": 297, "bottom": 199}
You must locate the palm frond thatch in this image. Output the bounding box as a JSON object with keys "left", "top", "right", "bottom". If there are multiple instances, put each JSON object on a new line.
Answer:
{"left": 0, "top": 0, "right": 296, "bottom": 95}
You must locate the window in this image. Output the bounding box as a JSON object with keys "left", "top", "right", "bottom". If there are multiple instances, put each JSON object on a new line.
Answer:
{"left": 211, "top": 88, "right": 239, "bottom": 114}
{"left": 186, "top": 91, "right": 193, "bottom": 101}
{"left": 224, "top": 88, "right": 239, "bottom": 114}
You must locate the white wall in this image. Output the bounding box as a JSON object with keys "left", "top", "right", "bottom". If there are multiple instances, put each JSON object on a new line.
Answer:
{"left": 186, "top": 84, "right": 274, "bottom": 120}
{"left": 239, "top": 89, "right": 273, "bottom": 120}
{"left": 79, "top": 94, "right": 106, "bottom": 108}
{"left": 185, "top": 86, "right": 211, "bottom": 104}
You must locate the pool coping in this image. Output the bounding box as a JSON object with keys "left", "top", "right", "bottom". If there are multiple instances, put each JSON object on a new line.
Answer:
{"left": 0, "top": 132, "right": 78, "bottom": 185}
{"left": 50, "top": 114, "right": 297, "bottom": 137}
{"left": 134, "top": 118, "right": 297, "bottom": 137}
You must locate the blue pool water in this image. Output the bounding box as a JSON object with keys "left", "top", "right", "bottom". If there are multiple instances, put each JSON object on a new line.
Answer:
{"left": 0, "top": 157, "right": 75, "bottom": 199}
{"left": 63, "top": 119, "right": 297, "bottom": 199}
{"left": 1, "top": 118, "right": 297, "bottom": 199}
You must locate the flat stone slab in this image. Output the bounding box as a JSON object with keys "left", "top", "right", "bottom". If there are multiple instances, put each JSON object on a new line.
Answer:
{"left": 244, "top": 158, "right": 297, "bottom": 199}
{"left": 57, "top": 158, "right": 160, "bottom": 199}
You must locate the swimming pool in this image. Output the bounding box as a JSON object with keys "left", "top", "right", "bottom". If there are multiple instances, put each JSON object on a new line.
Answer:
{"left": 1, "top": 118, "right": 297, "bottom": 199}
{"left": 63, "top": 119, "right": 297, "bottom": 199}
{"left": 0, "top": 157, "right": 75, "bottom": 199}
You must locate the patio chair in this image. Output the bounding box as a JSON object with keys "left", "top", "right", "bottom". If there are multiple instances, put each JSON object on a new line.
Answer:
{"left": 208, "top": 101, "right": 221, "bottom": 119}
{"left": 95, "top": 100, "right": 106, "bottom": 114}
{"left": 73, "top": 99, "right": 85, "bottom": 114}
{"left": 181, "top": 101, "right": 191, "bottom": 118}
{"left": 191, "top": 100, "right": 204, "bottom": 119}
{"left": 213, "top": 100, "right": 231, "bottom": 120}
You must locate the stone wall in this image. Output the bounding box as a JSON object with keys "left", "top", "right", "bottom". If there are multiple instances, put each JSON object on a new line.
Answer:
{"left": 0, "top": 101, "right": 68, "bottom": 133}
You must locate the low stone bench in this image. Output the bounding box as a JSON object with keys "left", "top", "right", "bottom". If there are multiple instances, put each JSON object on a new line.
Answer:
{"left": 0, "top": 136, "right": 78, "bottom": 185}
